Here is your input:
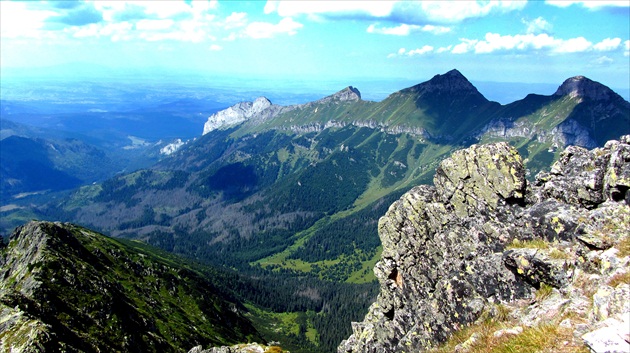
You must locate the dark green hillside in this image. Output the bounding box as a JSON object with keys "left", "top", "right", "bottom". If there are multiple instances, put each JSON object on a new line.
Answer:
{"left": 0, "top": 221, "right": 262, "bottom": 352}
{"left": 0, "top": 136, "right": 83, "bottom": 198}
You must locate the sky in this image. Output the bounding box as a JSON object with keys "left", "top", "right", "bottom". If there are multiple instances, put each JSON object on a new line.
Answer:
{"left": 1, "top": 0, "right": 629, "bottom": 94}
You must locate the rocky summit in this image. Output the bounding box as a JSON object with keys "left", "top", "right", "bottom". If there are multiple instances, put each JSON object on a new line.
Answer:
{"left": 339, "top": 136, "right": 630, "bottom": 353}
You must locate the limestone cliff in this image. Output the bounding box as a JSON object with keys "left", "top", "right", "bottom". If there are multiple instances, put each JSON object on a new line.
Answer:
{"left": 339, "top": 136, "right": 630, "bottom": 353}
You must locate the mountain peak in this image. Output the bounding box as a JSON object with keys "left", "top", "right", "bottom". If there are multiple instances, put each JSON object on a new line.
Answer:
{"left": 403, "top": 69, "right": 483, "bottom": 98}
{"left": 318, "top": 86, "right": 362, "bottom": 103}
{"left": 554, "top": 75, "right": 616, "bottom": 101}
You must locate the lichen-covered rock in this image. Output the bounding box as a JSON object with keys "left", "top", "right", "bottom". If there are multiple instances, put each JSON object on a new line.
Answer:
{"left": 189, "top": 343, "right": 284, "bottom": 353}
{"left": 434, "top": 142, "right": 526, "bottom": 217}
{"left": 339, "top": 136, "right": 630, "bottom": 353}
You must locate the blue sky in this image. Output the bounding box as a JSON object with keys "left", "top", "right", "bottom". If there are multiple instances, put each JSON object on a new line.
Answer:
{"left": 1, "top": 0, "right": 629, "bottom": 93}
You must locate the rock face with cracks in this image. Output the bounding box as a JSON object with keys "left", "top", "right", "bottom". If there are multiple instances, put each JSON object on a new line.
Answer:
{"left": 339, "top": 136, "right": 630, "bottom": 353}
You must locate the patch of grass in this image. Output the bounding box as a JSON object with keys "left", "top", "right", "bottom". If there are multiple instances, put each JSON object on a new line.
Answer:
{"left": 617, "top": 236, "right": 630, "bottom": 257}
{"left": 548, "top": 247, "right": 570, "bottom": 260}
{"left": 535, "top": 283, "right": 554, "bottom": 302}
{"left": 497, "top": 324, "right": 590, "bottom": 353}
{"left": 507, "top": 238, "right": 550, "bottom": 250}
{"left": 607, "top": 271, "right": 630, "bottom": 287}
{"left": 432, "top": 320, "right": 589, "bottom": 353}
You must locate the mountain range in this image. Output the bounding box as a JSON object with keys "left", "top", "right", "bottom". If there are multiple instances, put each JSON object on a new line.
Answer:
{"left": 1, "top": 69, "right": 629, "bottom": 352}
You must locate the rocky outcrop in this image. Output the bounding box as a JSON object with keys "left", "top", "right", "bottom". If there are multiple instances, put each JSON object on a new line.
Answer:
{"left": 339, "top": 136, "right": 630, "bottom": 353}
{"left": 188, "top": 343, "right": 285, "bottom": 353}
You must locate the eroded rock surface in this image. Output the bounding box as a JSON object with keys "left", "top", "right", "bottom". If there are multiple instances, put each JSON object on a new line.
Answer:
{"left": 339, "top": 136, "right": 630, "bottom": 353}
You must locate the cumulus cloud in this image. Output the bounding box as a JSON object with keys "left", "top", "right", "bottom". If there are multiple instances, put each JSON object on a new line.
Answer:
{"left": 264, "top": 0, "right": 525, "bottom": 24}
{"left": 244, "top": 17, "right": 303, "bottom": 39}
{"left": 545, "top": 0, "right": 630, "bottom": 9}
{"left": 593, "top": 56, "right": 613, "bottom": 65}
{"left": 264, "top": 1, "right": 393, "bottom": 19}
{"left": 0, "top": 0, "right": 235, "bottom": 43}
{"left": 523, "top": 17, "right": 553, "bottom": 34}
{"left": 389, "top": 46, "right": 435, "bottom": 57}
{"left": 224, "top": 12, "right": 248, "bottom": 29}
{"left": 367, "top": 23, "right": 451, "bottom": 36}
{"left": 209, "top": 44, "right": 223, "bottom": 51}
{"left": 447, "top": 32, "right": 625, "bottom": 55}
{"left": 593, "top": 37, "right": 622, "bottom": 51}
{"left": 413, "top": 1, "right": 527, "bottom": 23}
{"left": 367, "top": 24, "right": 420, "bottom": 36}
{"left": 0, "top": 1, "right": 58, "bottom": 38}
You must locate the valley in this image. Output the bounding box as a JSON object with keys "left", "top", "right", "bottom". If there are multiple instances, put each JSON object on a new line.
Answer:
{"left": 1, "top": 70, "right": 629, "bottom": 352}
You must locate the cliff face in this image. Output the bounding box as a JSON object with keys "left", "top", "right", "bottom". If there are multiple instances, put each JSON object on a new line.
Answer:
{"left": 339, "top": 136, "right": 630, "bottom": 353}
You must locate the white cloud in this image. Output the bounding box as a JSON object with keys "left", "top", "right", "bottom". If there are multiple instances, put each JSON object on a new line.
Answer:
{"left": 94, "top": 1, "right": 217, "bottom": 20}
{"left": 264, "top": 0, "right": 525, "bottom": 24}
{"left": 367, "top": 24, "right": 420, "bottom": 36}
{"left": 389, "top": 46, "right": 435, "bottom": 57}
{"left": 448, "top": 32, "right": 613, "bottom": 55}
{"left": 1, "top": 0, "right": 225, "bottom": 42}
{"left": 244, "top": 17, "right": 303, "bottom": 39}
{"left": 545, "top": 0, "right": 630, "bottom": 9}
{"left": 421, "top": 24, "right": 451, "bottom": 35}
{"left": 554, "top": 36, "right": 592, "bottom": 53}
{"left": 136, "top": 19, "right": 174, "bottom": 31}
{"left": 0, "top": 1, "right": 57, "bottom": 38}
{"left": 593, "top": 56, "right": 613, "bottom": 65}
{"left": 625, "top": 40, "right": 630, "bottom": 56}
{"left": 224, "top": 12, "right": 248, "bottom": 29}
{"left": 523, "top": 17, "right": 553, "bottom": 34}
{"left": 593, "top": 37, "right": 622, "bottom": 51}
{"left": 209, "top": 44, "right": 223, "bottom": 51}
{"left": 436, "top": 45, "right": 453, "bottom": 53}
{"left": 265, "top": 1, "right": 394, "bottom": 18}
{"left": 417, "top": 1, "right": 527, "bottom": 23}
{"left": 407, "top": 46, "right": 434, "bottom": 56}
{"left": 367, "top": 23, "right": 450, "bottom": 36}
{"left": 452, "top": 39, "right": 478, "bottom": 54}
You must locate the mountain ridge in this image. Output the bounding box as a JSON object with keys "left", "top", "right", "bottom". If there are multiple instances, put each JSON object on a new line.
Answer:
{"left": 0, "top": 221, "right": 262, "bottom": 352}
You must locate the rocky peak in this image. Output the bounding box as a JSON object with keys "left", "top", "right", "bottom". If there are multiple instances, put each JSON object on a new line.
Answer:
{"left": 554, "top": 75, "right": 617, "bottom": 101}
{"left": 405, "top": 69, "right": 483, "bottom": 98}
{"left": 203, "top": 96, "right": 289, "bottom": 135}
{"left": 333, "top": 86, "right": 362, "bottom": 102}
{"left": 314, "top": 86, "right": 362, "bottom": 105}
{"left": 339, "top": 136, "right": 630, "bottom": 353}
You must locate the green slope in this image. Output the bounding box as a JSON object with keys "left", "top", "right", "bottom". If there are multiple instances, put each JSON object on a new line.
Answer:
{"left": 0, "top": 221, "right": 262, "bottom": 352}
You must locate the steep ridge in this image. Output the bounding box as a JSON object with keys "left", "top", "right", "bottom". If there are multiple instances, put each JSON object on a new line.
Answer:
{"left": 339, "top": 136, "right": 630, "bottom": 353}
{"left": 0, "top": 221, "right": 262, "bottom": 352}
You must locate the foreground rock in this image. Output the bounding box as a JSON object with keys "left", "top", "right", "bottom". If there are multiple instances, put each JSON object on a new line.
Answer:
{"left": 339, "top": 136, "right": 630, "bottom": 353}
